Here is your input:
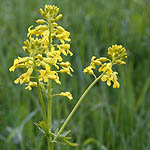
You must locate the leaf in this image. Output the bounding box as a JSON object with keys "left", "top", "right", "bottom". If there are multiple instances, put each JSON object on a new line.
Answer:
{"left": 34, "top": 120, "right": 49, "bottom": 136}
{"left": 60, "top": 130, "right": 71, "bottom": 137}
{"left": 34, "top": 122, "right": 45, "bottom": 134}
{"left": 83, "top": 138, "right": 98, "bottom": 146}
{"left": 6, "top": 128, "right": 18, "bottom": 143}
{"left": 62, "top": 138, "right": 79, "bottom": 147}
{"left": 52, "top": 130, "right": 78, "bottom": 147}
{"left": 62, "top": 136, "right": 72, "bottom": 140}
{"left": 59, "top": 130, "right": 72, "bottom": 140}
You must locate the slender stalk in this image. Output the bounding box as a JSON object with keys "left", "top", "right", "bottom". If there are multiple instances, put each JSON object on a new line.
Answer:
{"left": 53, "top": 72, "right": 105, "bottom": 141}
{"left": 47, "top": 80, "right": 52, "bottom": 133}
{"left": 47, "top": 137, "right": 51, "bottom": 150}
{"left": 47, "top": 15, "right": 53, "bottom": 150}
{"left": 34, "top": 64, "right": 47, "bottom": 122}
{"left": 47, "top": 80, "right": 52, "bottom": 150}
{"left": 48, "top": 16, "right": 52, "bottom": 52}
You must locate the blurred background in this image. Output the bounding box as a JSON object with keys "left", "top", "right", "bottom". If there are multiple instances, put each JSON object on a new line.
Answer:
{"left": 0, "top": 0, "right": 150, "bottom": 149}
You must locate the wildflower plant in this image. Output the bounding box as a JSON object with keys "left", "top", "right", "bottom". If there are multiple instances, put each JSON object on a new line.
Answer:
{"left": 9, "top": 4, "right": 127, "bottom": 150}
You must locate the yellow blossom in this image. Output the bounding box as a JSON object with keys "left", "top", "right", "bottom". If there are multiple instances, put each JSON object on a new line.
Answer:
{"left": 25, "top": 82, "right": 37, "bottom": 90}
{"left": 39, "top": 68, "right": 61, "bottom": 84}
{"left": 9, "top": 57, "right": 32, "bottom": 72}
{"left": 60, "top": 67, "right": 73, "bottom": 76}
{"left": 97, "top": 57, "right": 109, "bottom": 62}
{"left": 14, "top": 68, "right": 33, "bottom": 84}
{"left": 101, "top": 75, "right": 112, "bottom": 86}
{"left": 47, "top": 51, "right": 62, "bottom": 62}
{"left": 83, "top": 66, "right": 94, "bottom": 75}
{"left": 55, "top": 14, "right": 63, "bottom": 21}
{"left": 60, "top": 61, "right": 74, "bottom": 73}
{"left": 91, "top": 56, "right": 102, "bottom": 66}
{"left": 59, "top": 92, "right": 73, "bottom": 100}
{"left": 60, "top": 61, "right": 70, "bottom": 67}
{"left": 108, "top": 44, "right": 127, "bottom": 64}
{"left": 36, "top": 19, "right": 47, "bottom": 24}
{"left": 9, "top": 4, "right": 73, "bottom": 91}
{"left": 83, "top": 44, "right": 127, "bottom": 88}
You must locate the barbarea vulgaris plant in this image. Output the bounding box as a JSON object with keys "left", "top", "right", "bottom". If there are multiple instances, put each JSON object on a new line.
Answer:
{"left": 9, "top": 4, "right": 127, "bottom": 150}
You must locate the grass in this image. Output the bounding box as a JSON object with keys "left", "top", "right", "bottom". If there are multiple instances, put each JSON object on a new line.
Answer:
{"left": 0, "top": 0, "right": 150, "bottom": 149}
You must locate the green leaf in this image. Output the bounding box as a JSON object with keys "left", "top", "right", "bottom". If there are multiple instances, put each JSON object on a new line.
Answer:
{"left": 62, "top": 138, "right": 79, "bottom": 147}
{"left": 83, "top": 138, "right": 98, "bottom": 146}
{"left": 34, "top": 120, "right": 49, "bottom": 136}
{"left": 60, "top": 130, "right": 71, "bottom": 137}
{"left": 62, "top": 136, "right": 72, "bottom": 140}
{"left": 6, "top": 128, "right": 18, "bottom": 143}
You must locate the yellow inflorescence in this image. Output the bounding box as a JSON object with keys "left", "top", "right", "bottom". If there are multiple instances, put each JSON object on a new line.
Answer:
{"left": 9, "top": 5, "right": 73, "bottom": 99}
{"left": 83, "top": 44, "right": 127, "bottom": 88}
{"left": 59, "top": 92, "right": 73, "bottom": 100}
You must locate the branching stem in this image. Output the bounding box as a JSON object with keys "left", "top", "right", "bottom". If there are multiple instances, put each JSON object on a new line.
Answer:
{"left": 53, "top": 72, "right": 105, "bottom": 141}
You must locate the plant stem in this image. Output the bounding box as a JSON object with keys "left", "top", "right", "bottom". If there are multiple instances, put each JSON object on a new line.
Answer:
{"left": 47, "top": 80, "right": 52, "bottom": 133}
{"left": 47, "top": 80, "right": 52, "bottom": 150}
{"left": 53, "top": 72, "right": 105, "bottom": 141}
{"left": 47, "top": 136, "right": 52, "bottom": 150}
{"left": 47, "top": 15, "right": 53, "bottom": 150}
{"left": 35, "top": 64, "right": 47, "bottom": 122}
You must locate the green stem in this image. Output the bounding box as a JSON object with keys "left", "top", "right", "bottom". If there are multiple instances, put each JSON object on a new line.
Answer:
{"left": 48, "top": 17, "right": 52, "bottom": 52}
{"left": 35, "top": 64, "right": 47, "bottom": 122}
{"left": 47, "top": 80, "right": 52, "bottom": 150}
{"left": 47, "top": 15, "right": 53, "bottom": 150}
{"left": 47, "top": 80, "right": 52, "bottom": 133}
{"left": 47, "top": 137, "right": 52, "bottom": 150}
{"left": 53, "top": 72, "right": 105, "bottom": 141}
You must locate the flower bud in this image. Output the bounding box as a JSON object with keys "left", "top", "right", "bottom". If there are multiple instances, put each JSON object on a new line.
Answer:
{"left": 36, "top": 19, "right": 47, "bottom": 24}
{"left": 55, "top": 14, "right": 63, "bottom": 21}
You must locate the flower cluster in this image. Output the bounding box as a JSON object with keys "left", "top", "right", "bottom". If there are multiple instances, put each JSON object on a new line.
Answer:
{"left": 83, "top": 45, "right": 127, "bottom": 88}
{"left": 9, "top": 5, "right": 73, "bottom": 99}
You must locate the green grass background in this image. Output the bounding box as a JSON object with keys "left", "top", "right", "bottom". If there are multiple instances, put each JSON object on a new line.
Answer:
{"left": 0, "top": 0, "right": 150, "bottom": 149}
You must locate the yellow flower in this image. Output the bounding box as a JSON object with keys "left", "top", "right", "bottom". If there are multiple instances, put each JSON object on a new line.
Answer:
{"left": 47, "top": 50, "right": 62, "bottom": 61}
{"left": 43, "top": 58, "right": 59, "bottom": 69}
{"left": 9, "top": 5, "right": 73, "bottom": 91}
{"left": 60, "top": 61, "right": 74, "bottom": 75}
{"left": 108, "top": 44, "right": 127, "bottom": 64}
{"left": 14, "top": 68, "right": 33, "bottom": 84}
{"left": 36, "top": 19, "right": 47, "bottom": 24}
{"left": 98, "top": 63, "right": 112, "bottom": 73}
{"left": 111, "top": 72, "right": 120, "bottom": 88}
{"left": 97, "top": 57, "right": 109, "bottom": 62}
{"left": 83, "top": 56, "right": 103, "bottom": 77}
{"left": 60, "top": 67, "right": 73, "bottom": 76}
{"left": 101, "top": 71, "right": 120, "bottom": 88}
{"left": 25, "top": 82, "right": 37, "bottom": 90}
{"left": 56, "top": 26, "right": 71, "bottom": 44}
{"left": 83, "top": 44, "right": 127, "bottom": 88}
{"left": 101, "top": 75, "right": 112, "bottom": 86}
{"left": 57, "top": 44, "right": 72, "bottom": 56}
{"left": 9, "top": 57, "right": 32, "bottom": 72}
{"left": 28, "top": 25, "right": 48, "bottom": 36}
{"left": 83, "top": 66, "right": 94, "bottom": 75}
{"left": 91, "top": 56, "right": 102, "bottom": 66}
{"left": 59, "top": 92, "right": 73, "bottom": 100}
{"left": 55, "top": 14, "right": 63, "bottom": 21}
{"left": 39, "top": 68, "right": 61, "bottom": 84}
{"left": 60, "top": 61, "right": 70, "bottom": 68}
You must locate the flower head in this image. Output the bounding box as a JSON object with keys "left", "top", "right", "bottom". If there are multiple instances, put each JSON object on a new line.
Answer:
{"left": 83, "top": 44, "right": 127, "bottom": 88}
{"left": 9, "top": 5, "right": 73, "bottom": 95}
